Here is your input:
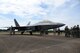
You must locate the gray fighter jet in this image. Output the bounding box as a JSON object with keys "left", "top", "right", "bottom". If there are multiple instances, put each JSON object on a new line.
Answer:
{"left": 9, "top": 19, "right": 65, "bottom": 35}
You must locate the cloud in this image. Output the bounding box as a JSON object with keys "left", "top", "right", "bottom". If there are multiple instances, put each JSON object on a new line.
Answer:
{"left": 0, "top": 0, "right": 67, "bottom": 17}
{"left": 0, "top": 16, "right": 14, "bottom": 27}
{"left": 0, "top": 0, "right": 40, "bottom": 16}
{"left": 0, "top": 0, "right": 80, "bottom": 28}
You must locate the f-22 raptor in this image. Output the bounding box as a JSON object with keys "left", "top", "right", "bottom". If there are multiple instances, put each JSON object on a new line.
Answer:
{"left": 9, "top": 19, "right": 65, "bottom": 35}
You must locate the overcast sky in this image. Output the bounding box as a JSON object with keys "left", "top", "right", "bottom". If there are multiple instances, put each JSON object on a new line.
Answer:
{"left": 0, "top": 0, "right": 80, "bottom": 28}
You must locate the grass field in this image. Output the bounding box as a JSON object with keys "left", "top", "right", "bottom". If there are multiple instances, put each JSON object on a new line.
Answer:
{"left": 0, "top": 32, "right": 80, "bottom": 53}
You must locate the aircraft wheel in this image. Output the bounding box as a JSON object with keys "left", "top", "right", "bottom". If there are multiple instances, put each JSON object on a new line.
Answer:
{"left": 21, "top": 31, "right": 24, "bottom": 35}
{"left": 30, "top": 31, "right": 32, "bottom": 35}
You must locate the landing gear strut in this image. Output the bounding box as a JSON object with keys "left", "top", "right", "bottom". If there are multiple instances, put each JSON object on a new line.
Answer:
{"left": 10, "top": 26, "right": 15, "bottom": 35}
{"left": 40, "top": 30, "right": 48, "bottom": 35}
{"left": 29, "top": 31, "right": 32, "bottom": 35}
{"left": 21, "top": 31, "right": 25, "bottom": 35}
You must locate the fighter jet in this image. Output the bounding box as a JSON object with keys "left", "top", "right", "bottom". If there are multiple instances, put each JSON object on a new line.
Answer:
{"left": 9, "top": 19, "right": 65, "bottom": 35}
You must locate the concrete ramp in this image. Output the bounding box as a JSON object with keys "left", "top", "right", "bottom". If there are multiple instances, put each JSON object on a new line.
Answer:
{"left": 0, "top": 35, "right": 80, "bottom": 53}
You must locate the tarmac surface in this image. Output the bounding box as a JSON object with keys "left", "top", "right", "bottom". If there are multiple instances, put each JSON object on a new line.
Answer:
{"left": 0, "top": 34, "right": 80, "bottom": 53}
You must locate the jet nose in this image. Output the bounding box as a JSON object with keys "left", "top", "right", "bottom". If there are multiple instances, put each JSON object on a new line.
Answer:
{"left": 60, "top": 23, "right": 65, "bottom": 26}
{"left": 61, "top": 23, "right": 65, "bottom": 26}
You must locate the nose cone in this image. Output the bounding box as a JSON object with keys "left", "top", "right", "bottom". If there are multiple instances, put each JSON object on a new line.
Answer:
{"left": 59, "top": 23, "right": 65, "bottom": 27}
{"left": 61, "top": 23, "right": 65, "bottom": 26}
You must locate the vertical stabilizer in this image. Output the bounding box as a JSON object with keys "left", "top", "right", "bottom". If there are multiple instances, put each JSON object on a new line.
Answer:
{"left": 27, "top": 21, "right": 31, "bottom": 25}
{"left": 14, "top": 19, "right": 20, "bottom": 27}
